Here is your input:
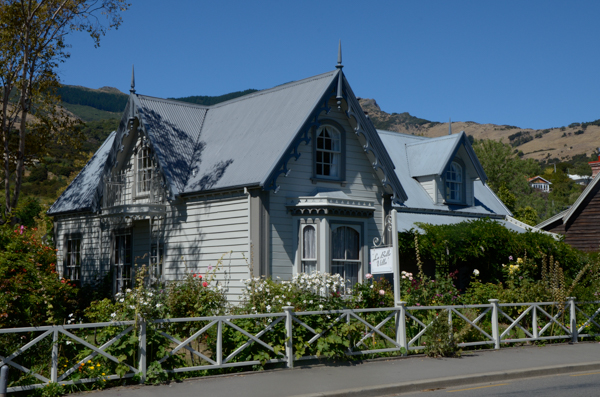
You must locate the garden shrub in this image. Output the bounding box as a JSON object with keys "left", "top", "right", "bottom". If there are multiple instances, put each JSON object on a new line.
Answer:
{"left": 0, "top": 224, "right": 77, "bottom": 328}
{"left": 398, "top": 218, "right": 589, "bottom": 288}
{"left": 423, "top": 310, "right": 461, "bottom": 358}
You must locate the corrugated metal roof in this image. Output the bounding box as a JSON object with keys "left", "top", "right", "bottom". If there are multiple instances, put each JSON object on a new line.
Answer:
{"left": 135, "top": 96, "right": 208, "bottom": 195}
{"left": 397, "top": 212, "right": 528, "bottom": 234}
{"left": 183, "top": 71, "right": 337, "bottom": 193}
{"left": 48, "top": 132, "right": 116, "bottom": 215}
{"left": 378, "top": 130, "right": 509, "bottom": 217}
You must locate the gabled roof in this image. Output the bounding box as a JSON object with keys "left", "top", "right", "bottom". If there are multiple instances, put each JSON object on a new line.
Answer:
{"left": 535, "top": 208, "right": 568, "bottom": 230}
{"left": 48, "top": 132, "right": 116, "bottom": 215}
{"left": 378, "top": 130, "right": 505, "bottom": 216}
{"left": 405, "top": 131, "right": 487, "bottom": 182}
{"left": 528, "top": 176, "right": 552, "bottom": 184}
{"left": 49, "top": 69, "right": 406, "bottom": 215}
{"left": 563, "top": 170, "right": 600, "bottom": 224}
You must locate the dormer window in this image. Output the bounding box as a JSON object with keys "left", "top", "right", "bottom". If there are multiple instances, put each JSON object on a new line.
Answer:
{"left": 445, "top": 161, "right": 463, "bottom": 203}
{"left": 136, "top": 146, "right": 153, "bottom": 196}
{"left": 316, "top": 126, "right": 341, "bottom": 178}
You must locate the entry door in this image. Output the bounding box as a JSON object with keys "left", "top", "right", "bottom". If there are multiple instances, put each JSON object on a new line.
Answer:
{"left": 113, "top": 233, "right": 132, "bottom": 293}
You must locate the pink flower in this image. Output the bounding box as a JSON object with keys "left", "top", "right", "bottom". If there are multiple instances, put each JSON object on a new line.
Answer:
{"left": 509, "top": 255, "right": 513, "bottom": 261}
{"left": 208, "top": 265, "right": 213, "bottom": 271}
{"left": 20, "top": 225, "right": 24, "bottom": 235}
{"left": 379, "top": 289, "right": 385, "bottom": 296}
{"left": 202, "top": 282, "right": 208, "bottom": 287}
{"left": 365, "top": 273, "right": 373, "bottom": 279}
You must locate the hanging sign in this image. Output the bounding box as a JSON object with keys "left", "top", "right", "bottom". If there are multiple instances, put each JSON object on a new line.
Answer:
{"left": 370, "top": 246, "right": 393, "bottom": 274}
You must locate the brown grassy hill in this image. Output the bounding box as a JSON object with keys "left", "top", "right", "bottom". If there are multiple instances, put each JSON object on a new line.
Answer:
{"left": 359, "top": 98, "right": 600, "bottom": 162}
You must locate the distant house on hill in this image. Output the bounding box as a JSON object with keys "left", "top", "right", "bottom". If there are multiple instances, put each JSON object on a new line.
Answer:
{"left": 48, "top": 47, "right": 546, "bottom": 300}
{"left": 536, "top": 155, "right": 600, "bottom": 252}
{"left": 568, "top": 174, "right": 592, "bottom": 186}
{"left": 528, "top": 176, "right": 552, "bottom": 192}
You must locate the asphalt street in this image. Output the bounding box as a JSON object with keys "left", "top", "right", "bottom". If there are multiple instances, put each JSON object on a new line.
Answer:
{"left": 79, "top": 342, "right": 600, "bottom": 397}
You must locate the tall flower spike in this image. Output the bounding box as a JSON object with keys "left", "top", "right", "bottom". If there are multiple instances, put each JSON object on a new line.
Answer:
{"left": 336, "top": 40, "right": 343, "bottom": 109}
{"left": 130, "top": 65, "right": 135, "bottom": 94}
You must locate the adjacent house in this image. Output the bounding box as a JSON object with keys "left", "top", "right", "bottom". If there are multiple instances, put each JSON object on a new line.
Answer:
{"left": 536, "top": 155, "right": 600, "bottom": 252}
{"left": 48, "top": 50, "right": 539, "bottom": 300}
{"left": 528, "top": 176, "right": 552, "bottom": 192}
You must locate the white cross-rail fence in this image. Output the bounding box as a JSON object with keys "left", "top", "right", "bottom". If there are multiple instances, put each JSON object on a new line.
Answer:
{"left": 1, "top": 298, "right": 599, "bottom": 393}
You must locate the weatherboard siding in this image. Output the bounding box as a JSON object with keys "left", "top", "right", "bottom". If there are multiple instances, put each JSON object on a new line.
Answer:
{"left": 161, "top": 193, "right": 250, "bottom": 301}
{"left": 269, "top": 106, "right": 385, "bottom": 280}
{"left": 563, "top": 183, "right": 600, "bottom": 252}
{"left": 55, "top": 213, "right": 109, "bottom": 286}
{"left": 417, "top": 176, "right": 436, "bottom": 202}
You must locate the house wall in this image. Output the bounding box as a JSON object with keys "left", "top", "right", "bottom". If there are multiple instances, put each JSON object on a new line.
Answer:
{"left": 416, "top": 176, "right": 436, "bottom": 203}
{"left": 161, "top": 192, "right": 250, "bottom": 301}
{"left": 268, "top": 101, "right": 386, "bottom": 281}
{"left": 54, "top": 213, "right": 111, "bottom": 286}
{"left": 563, "top": 184, "right": 600, "bottom": 252}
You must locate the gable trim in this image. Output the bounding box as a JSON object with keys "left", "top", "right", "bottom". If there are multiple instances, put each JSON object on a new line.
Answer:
{"left": 563, "top": 171, "right": 600, "bottom": 224}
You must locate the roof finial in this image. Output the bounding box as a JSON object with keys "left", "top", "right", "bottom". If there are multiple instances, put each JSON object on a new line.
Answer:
{"left": 448, "top": 117, "right": 452, "bottom": 135}
{"left": 130, "top": 65, "right": 136, "bottom": 94}
{"left": 336, "top": 40, "right": 343, "bottom": 70}
{"left": 336, "top": 40, "right": 343, "bottom": 109}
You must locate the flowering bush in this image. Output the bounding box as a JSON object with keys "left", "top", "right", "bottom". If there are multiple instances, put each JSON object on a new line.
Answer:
{"left": 0, "top": 224, "right": 77, "bottom": 328}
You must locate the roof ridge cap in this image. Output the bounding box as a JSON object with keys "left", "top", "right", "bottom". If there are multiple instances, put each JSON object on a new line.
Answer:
{"left": 208, "top": 70, "right": 337, "bottom": 109}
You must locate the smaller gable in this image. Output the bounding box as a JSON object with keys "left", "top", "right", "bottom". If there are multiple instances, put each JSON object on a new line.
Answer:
{"left": 406, "top": 132, "right": 487, "bottom": 182}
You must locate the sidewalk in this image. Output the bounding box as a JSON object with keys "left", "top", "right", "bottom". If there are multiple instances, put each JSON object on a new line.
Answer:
{"left": 84, "top": 342, "right": 600, "bottom": 397}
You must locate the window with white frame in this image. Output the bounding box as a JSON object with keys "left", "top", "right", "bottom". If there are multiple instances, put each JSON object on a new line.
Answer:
{"left": 301, "top": 224, "right": 317, "bottom": 274}
{"left": 316, "top": 126, "right": 341, "bottom": 178}
{"left": 113, "top": 232, "right": 132, "bottom": 293}
{"left": 136, "top": 146, "right": 153, "bottom": 195}
{"left": 331, "top": 225, "right": 360, "bottom": 293}
{"left": 65, "top": 237, "right": 81, "bottom": 282}
{"left": 445, "top": 161, "right": 463, "bottom": 203}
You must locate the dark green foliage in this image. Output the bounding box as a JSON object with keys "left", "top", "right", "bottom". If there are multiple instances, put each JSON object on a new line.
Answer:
{"left": 368, "top": 111, "right": 432, "bottom": 131}
{"left": 574, "top": 129, "right": 584, "bottom": 135}
{"left": 173, "top": 89, "right": 258, "bottom": 106}
{"left": 58, "top": 85, "right": 128, "bottom": 112}
{"left": 507, "top": 130, "right": 533, "bottom": 147}
{"left": 14, "top": 197, "right": 43, "bottom": 227}
{"left": 398, "top": 218, "right": 587, "bottom": 286}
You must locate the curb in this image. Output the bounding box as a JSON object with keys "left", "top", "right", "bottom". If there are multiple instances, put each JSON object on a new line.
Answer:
{"left": 292, "top": 361, "right": 600, "bottom": 397}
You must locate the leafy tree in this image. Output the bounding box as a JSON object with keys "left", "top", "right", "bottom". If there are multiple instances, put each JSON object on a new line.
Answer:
{"left": 0, "top": 0, "right": 129, "bottom": 217}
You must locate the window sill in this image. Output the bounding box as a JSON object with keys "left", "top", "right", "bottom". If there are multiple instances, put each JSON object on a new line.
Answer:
{"left": 442, "top": 200, "right": 469, "bottom": 207}
{"left": 311, "top": 177, "right": 346, "bottom": 187}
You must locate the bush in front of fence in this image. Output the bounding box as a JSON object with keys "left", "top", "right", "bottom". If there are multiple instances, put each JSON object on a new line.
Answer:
{"left": 0, "top": 224, "right": 78, "bottom": 329}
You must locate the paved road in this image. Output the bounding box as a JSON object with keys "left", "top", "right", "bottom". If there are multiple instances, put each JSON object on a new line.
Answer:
{"left": 405, "top": 369, "right": 600, "bottom": 396}
{"left": 81, "top": 342, "right": 600, "bottom": 397}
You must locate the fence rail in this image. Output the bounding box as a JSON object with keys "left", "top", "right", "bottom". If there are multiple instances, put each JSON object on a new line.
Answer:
{"left": 1, "top": 299, "right": 599, "bottom": 393}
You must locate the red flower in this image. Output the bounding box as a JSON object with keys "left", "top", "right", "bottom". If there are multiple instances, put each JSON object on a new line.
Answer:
{"left": 198, "top": 275, "right": 203, "bottom": 279}
{"left": 61, "top": 279, "right": 66, "bottom": 283}
{"left": 202, "top": 282, "right": 208, "bottom": 287}
{"left": 192, "top": 274, "right": 196, "bottom": 277}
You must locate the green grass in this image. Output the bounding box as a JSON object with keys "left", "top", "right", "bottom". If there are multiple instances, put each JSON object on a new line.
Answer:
{"left": 61, "top": 102, "right": 122, "bottom": 121}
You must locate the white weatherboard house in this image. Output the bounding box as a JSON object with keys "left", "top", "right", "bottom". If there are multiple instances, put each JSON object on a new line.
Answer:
{"left": 48, "top": 49, "right": 532, "bottom": 300}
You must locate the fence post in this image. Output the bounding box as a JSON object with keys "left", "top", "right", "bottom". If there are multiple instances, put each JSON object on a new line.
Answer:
{"left": 216, "top": 320, "right": 223, "bottom": 366}
{"left": 283, "top": 306, "right": 294, "bottom": 368}
{"left": 138, "top": 318, "right": 147, "bottom": 383}
{"left": 568, "top": 297, "right": 578, "bottom": 344}
{"left": 395, "top": 301, "right": 407, "bottom": 356}
{"left": 489, "top": 299, "right": 500, "bottom": 349}
{"left": 532, "top": 305, "right": 539, "bottom": 339}
{"left": 0, "top": 365, "right": 8, "bottom": 397}
{"left": 51, "top": 328, "right": 59, "bottom": 383}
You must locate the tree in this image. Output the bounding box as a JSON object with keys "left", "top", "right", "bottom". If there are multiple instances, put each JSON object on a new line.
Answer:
{"left": 0, "top": 0, "right": 129, "bottom": 217}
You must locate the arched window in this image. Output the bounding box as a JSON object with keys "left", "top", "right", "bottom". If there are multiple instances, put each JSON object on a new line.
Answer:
{"left": 137, "top": 146, "right": 153, "bottom": 195}
{"left": 301, "top": 225, "right": 317, "bottom": 274}
{"left": 445, "top": 161, "right": 463, "bottom": 202}
{"left": 316, "top": 126, "right": 341, "bottom": 178}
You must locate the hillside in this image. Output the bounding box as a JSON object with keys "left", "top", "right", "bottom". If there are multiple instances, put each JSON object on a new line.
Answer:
{"left": 358, "top": 98, "right": 600, "bottom": 164}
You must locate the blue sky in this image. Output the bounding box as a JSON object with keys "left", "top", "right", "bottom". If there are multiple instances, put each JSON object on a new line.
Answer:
{"left": 60, "top": 0, "right": 600, "bottom": 130}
